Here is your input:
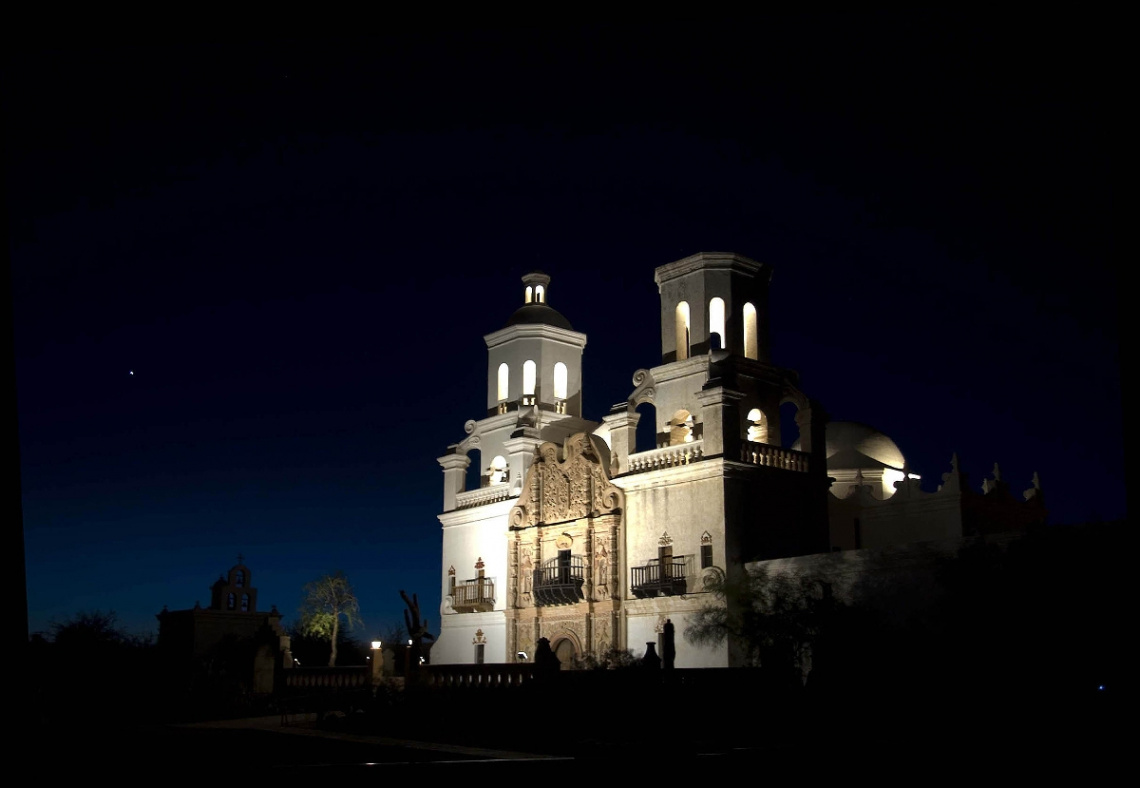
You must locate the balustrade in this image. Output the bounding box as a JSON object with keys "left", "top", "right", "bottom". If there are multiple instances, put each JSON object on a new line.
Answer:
{"left": 455, "top": 483, "right": 513, "bottom": 509}
{"left": 626, "top": 440, "right": 704, "bottom": 473}
{"left": 739, "top": 440, "right": 810, "bottom": 472}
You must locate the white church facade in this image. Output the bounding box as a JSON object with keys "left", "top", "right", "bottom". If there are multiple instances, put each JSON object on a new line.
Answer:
{"left": 433, "top": 253, "right": 1045, "bottom": 668}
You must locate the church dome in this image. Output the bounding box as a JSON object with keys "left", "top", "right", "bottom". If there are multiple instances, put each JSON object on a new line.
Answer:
{"left": 794, "top": 421, "right": 907, "bottom": 470}
{"left": 505, "top": 303, "right": 574, "bottom": 331}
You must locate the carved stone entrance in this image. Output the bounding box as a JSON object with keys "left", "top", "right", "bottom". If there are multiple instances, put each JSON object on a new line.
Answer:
{"left": 507, "top": 433, "right": 626, "bottom": 662}
{"left": 552, "top": 637, "right": 577, "bottom": 666}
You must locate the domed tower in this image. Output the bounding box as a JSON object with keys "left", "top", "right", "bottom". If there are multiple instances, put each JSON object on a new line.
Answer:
{"left": 486, "top": 271, "right": 585, "bottom": 420}
{"left": 438, "top": 271, "right": 595, "bottom": 510}
{"left": 435, "top": 271, "right": 598, "bottom": 665}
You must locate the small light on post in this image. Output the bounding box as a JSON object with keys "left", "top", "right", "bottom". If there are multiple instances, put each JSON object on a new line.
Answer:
{"left": 369, "top": 639, "right": 384, "bottom": 685}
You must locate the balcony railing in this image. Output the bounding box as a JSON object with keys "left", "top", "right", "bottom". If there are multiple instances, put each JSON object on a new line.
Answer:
{"left": 451, "top": 578, "right": 496, "bottom": 613}
{"left": 740, "top": 441, "right": 810, "bottom": 472}
{"left": 626, "top": 441, "right": 705, "bottom": 474}
{"left": 630, "top": 559, "right": 688, "bottom": 598}
{"left": 455, "top": 483, "right": 513, "bottom": 509}
{"left": 533, "top": 555, "right": 586, "bottom": 606}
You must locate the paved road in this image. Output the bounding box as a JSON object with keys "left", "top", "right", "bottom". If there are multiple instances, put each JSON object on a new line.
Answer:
{"left": 35, "top": 702, "right": 1126, "bottom": 777}
{"left": 52, "top": 715, "right": 570, "bottom": 774}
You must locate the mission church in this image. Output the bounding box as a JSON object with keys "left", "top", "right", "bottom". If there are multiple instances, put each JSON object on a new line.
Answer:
{"left": 433, "top": 252, "right": 1045, "bottom": 668}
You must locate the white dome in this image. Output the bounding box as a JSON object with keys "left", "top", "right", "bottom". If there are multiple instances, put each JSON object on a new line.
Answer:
{"left": 794, "top": 421, "right": 907, "bottom": 471}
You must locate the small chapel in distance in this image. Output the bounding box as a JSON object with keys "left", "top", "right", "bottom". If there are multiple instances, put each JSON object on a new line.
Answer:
{"left": 432, "top": 252, "right": 1046, "bottom": 668}
{"left": 156, "top": 557, "right": 293, "bottom": 694}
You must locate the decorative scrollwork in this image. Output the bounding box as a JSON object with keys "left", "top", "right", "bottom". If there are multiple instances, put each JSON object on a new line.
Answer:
{"left": 464, "top": 419, "right": 477, "bottom": 435}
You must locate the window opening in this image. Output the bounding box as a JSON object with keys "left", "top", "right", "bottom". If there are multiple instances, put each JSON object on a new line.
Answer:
{"left": 497, "top": 363, "right": 509, "bottom": 401}
{"left": 523, "top": 359, "right": 536, "bottom": 401}
{"left": 747, "top": 408, "right": 768, "bottom": 443}
{"left": 669, "top": 410, "right": 694, "bottom": 445}
{"left": 553, "top": 362, "right": 567, "bottom": 400}
{"left": 488, "top": 456, "right": 507, "bottom": 485}
{"left": 701, "top": 544, "right": 713, "bottom": 569}
{"left": 675, "top": 301, "right": 690, "bottom": 360}
{"left": 743, "top": 302, "right": 758, "bottom": 360}
{"left": 709, "top": 297, "right": 725, "bottom": 351}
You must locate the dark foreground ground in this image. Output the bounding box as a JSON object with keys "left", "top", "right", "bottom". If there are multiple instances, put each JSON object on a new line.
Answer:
{"left": 25, "top": 685, "right": 1126, "bottom": 778}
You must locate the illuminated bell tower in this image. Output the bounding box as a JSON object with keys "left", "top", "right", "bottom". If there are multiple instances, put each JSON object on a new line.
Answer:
{"left": 656, "top": 251, "right": 772, "bottom": 365}
{"left": 485, "top": 272, "right": 586, "bottom": 420}
{"left": 439, "top": 271, "right": 593, "bottom": 511}
{"left": 614, "top": 252, "right": 783, "bottom": 461}
{"left": 613, "top": 251, "right": 830, "bottom": 563}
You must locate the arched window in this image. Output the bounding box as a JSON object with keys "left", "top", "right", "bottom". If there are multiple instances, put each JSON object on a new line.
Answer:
{"left": 747, "top": 408, "right": 768, "bottom": 443}
{"left": 709, "top": 297, "right": 725, "bottom": 351}
{"left": 535, "top": 285, "right": 545, "bottom": 303}
{"left": 525, "top": 285, "right": 533, "bottom": 304}
{"left": 669, "top": 410, "right": 694, "bottom": 445}
{"left": 240, "top": 594, "right": 250, "bottom": 612}
{"left": 489, "top": 456, "right": 508, "bottom": 485}
{"left": 227, "top": 593, "right": 236, "bottom": 610}
{"left": 523, "top": 360, "right": 536, "bottom": 396}
{"left": 554, "top": 362, "right": 567, "bottom": 399}
{"left": 743, "top": 302, "right": 758, "bottom": 360}
{"left": 235, "top": 570, "right": 245, "bottom": 587}
{"left": 497, "top": 363, "right": 509, "bottom": 401}
{"left": 675, "top": 301, "right": 691, "bottom": 361}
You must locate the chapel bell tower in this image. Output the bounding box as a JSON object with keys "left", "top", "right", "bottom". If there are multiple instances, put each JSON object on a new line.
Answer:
{"left": 484, "top": 271, "right": 586, "bottom": 419}
{"left": 439, "top": 271, "right": 592, "bottom": 511}
{"left": 655, "top": 251, "right": 772, "bottom": 364}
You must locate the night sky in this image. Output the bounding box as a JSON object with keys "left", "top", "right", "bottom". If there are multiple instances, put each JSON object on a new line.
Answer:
{"left": 11, "top": 19, "right": 1121, "bottom": 643}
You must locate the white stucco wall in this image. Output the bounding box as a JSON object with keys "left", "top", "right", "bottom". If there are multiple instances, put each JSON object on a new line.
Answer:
{"left": 618, "top": 463, "right": 726, "bottom": 584}
{"left": 436, "top": 499, "right": 514, "bottom": 664}
{"left": 625, "top": 607, "right": 728, "bottom": 668}
{"left": 432, "top": 611, "right": 509, "bottom": 665}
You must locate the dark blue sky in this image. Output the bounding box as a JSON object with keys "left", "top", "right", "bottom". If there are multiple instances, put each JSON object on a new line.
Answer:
{"left": 11, "top": 19, "right": 1121, "bottom": 641}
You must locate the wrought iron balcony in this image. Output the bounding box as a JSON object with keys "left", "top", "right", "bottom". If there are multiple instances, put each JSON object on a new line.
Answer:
{"left": 533, "top": 555, "right": 586, "bottom": 606}
{"left": 631, "top": 559, "right": 688, "bottom": 598}
{"left": 451, "top": 578, "right": 496, "bottom": 613}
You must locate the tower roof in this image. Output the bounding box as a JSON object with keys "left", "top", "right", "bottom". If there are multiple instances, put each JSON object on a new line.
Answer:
{"left": 505, "top": 271, "right": 573, "bottom": 330}
{"left": 505, "top": 303, "right": 574, "bottom": 330}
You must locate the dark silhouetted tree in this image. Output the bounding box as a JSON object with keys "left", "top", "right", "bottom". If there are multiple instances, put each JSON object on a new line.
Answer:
{"left": 400, "top": 590, "right": 435, "bottom": 667}
{"left": 686, "top": 566, "right": 844, "bottom": 690}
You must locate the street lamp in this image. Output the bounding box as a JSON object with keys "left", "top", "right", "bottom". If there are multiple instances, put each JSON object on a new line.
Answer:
{"left": 370, "top": 639, "right": 384, "bottom": 684}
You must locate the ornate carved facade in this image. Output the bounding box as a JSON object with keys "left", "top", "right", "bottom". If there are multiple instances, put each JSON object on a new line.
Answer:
{"left": 505, "top": 433, "right": 623, "bottom": 663}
